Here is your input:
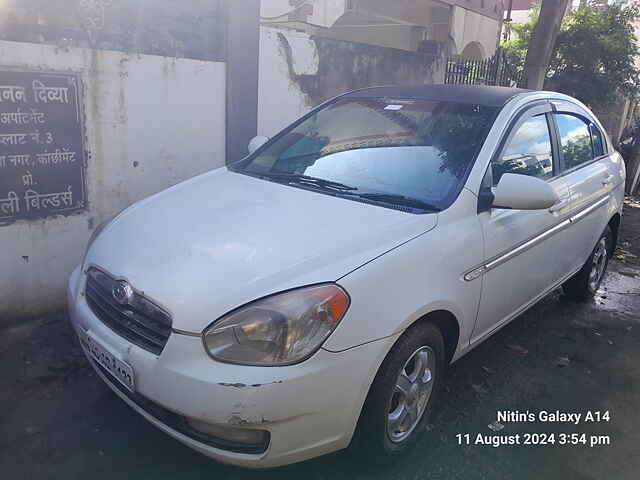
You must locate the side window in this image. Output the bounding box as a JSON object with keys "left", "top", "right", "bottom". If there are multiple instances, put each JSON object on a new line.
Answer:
{"left": 590, "top": 123, "right": 606, "bottom": 157}
{"left": 492, "top": 114, "right": 553, "bottom": 186}
{"left": 555, "top": 113, "right": 593, "bottom": 170}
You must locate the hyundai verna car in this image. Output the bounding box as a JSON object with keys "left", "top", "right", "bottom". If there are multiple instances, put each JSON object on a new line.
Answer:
{"left": 68, "top": 85, "right": 625, "bottom": 468}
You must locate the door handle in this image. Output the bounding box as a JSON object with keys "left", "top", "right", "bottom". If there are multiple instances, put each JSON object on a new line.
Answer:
{"left": 602, "top": 174, "right": 614, "bottom": 186}
{"left": 549, "top": 199, "right": 569, "bottom": 213}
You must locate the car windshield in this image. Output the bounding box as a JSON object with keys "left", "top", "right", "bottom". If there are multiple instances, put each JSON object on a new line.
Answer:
{"left": 234, "top": 97, "right": 497, "bottom": 212}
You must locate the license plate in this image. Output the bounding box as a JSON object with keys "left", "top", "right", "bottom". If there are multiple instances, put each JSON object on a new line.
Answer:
{"left": 78, "top": 329, "right": 135, "bottom": 392}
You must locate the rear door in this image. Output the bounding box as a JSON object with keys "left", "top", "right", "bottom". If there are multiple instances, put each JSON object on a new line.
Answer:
{"left": 550, "top": 103, "right": 615, "bottom": 275}
{"left": 471, "top": 102, "right": 573, "bottom": 343}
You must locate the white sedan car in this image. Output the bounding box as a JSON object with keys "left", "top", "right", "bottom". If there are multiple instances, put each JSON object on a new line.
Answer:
{"left": 68, "top": 85, "right": 625, "bottom": 468}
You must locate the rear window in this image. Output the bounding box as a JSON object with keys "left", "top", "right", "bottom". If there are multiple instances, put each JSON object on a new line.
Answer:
{"left": 235, "top": 98, "right": 497, "bottom": 212}
{"left": 555, "top": 113, "right": 607, "bottom": 170}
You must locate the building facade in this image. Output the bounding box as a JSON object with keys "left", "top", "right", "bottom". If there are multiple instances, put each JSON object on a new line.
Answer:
{"left": 261, "top": 0, "right": 505, "bottom": 58}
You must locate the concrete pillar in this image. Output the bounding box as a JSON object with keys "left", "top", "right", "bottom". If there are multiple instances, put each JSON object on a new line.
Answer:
{"left": 225, "top": 0, "right": 260, "bottom": 164}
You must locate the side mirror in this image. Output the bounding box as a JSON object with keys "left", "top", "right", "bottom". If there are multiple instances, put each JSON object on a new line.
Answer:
{"left": 493, "top": 173, "right": 560, "bottom": 210}
{"left": 248, "top": 136, "right": 269, "bottom": 155}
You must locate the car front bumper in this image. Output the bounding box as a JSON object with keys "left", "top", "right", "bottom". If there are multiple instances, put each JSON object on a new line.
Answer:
{"left": 67, "top": 265, "right": 396, "bottom": 468}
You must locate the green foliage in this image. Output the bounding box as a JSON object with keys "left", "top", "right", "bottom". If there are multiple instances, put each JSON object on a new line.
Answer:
{"left": 502, "top": 5, "right": 539, "bottom": 71}
{"left": 501, "top": 2, "right": 640, "bottom": 109}
{"left": 548, "top": 4, "right": 640, "bottom": 108}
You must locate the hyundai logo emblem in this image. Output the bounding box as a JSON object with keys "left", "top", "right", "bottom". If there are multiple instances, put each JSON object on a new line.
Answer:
{"left": 112, "top": 280, "right": 134, "bottom": 305}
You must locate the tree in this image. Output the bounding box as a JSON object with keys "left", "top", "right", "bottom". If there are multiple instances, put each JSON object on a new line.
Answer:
{"left": 502, "top": 2, "right": 640, "bottom": 110}
{"left": 523, "top": 0, "right": 570, "bottom": 89}
{"left": 546, "top": 4, "right": 640, "bottom": 109}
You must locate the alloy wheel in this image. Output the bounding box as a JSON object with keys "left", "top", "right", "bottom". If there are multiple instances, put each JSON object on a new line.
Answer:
{"left": 589, "top": 236, "right": 608, "bottom": 292}
{"left": 386, "top": 346, "right": 435, "bottom": 443}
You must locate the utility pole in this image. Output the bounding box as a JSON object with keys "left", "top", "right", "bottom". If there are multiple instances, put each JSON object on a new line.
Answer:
{"left": 523, "top": 0, "right": 570, "bottom": 90}
{"left": 503, "top": 0, "right": 514, "bottom": 42}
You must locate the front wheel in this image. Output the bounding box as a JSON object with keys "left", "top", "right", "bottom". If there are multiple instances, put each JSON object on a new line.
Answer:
{"left": 352, "top": 322, "right": 445, "bottom": 459}
{"left": 563, "top": 225, "right": 613, "bottom": 300}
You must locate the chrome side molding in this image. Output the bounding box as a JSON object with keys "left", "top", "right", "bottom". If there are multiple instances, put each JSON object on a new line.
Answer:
{"left": 463, "top": 195, "right": 610, "bottom": 282}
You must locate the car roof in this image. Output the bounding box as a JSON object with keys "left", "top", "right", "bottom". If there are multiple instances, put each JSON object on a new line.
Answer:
{"left": 343, "top": 84, "right": 532, "bottom": 108}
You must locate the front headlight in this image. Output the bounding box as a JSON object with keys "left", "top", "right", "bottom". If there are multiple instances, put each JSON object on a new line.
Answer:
{"left": 203, "top": 284, "right": 350, "bottom": 366}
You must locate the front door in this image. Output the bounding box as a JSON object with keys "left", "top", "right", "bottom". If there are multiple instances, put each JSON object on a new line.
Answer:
{"left": 471, "top": 104, "right": 573, "bottom": 344}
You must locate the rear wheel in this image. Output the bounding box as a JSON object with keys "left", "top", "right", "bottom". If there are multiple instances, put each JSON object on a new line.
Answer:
{"left": 563, "top": 226, "right": 612, "bottom": 300}
{"left": 352, "top": 322, "right": 445, "bottom": 459}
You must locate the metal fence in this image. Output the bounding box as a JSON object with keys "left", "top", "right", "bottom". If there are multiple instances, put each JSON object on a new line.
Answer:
{"left": 445, "top": 50, "right": 524, "bottom": 88}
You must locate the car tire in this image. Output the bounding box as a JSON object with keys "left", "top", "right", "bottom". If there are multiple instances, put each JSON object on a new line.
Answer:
{"left": 352, "top": 321, "right": 445, "bottom": 461}
{"left": 562, "top": 225, "right": 613, "bottom": 300}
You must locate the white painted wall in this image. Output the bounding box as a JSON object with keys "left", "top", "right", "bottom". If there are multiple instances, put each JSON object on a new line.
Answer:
{"left": 261, "top": 0, "right": 303, "bottom": 19}
{"left": 451, "top": 6, "right": 500, "bottom": 58}
{"left": 258, "top": 27, "right": 315, "bottom": 137}
{"left": 0, "top": 40, "right": 226, "bottom": 321}
{"left": 261, "top": 0, "right": 347, "bottom": 27}
{"left": 510, "top": 10, "right": 532, "bottom": 25}
{"left": 256, "top": 23, "right": 447, "bottom": 137}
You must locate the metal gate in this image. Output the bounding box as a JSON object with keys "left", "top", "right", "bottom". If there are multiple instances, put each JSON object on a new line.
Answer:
{"left": 445, "top": 49, "right": 524, "bottom": 88}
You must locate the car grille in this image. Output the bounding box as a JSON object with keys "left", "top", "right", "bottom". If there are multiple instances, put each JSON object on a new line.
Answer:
{"left": 85, "top": 267, "right": 172, "bottom": 355}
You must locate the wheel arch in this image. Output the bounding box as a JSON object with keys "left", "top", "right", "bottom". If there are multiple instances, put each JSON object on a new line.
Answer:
{"left": 409, "top": 309, "right": 460, "bottom": 365}
{"left": 351, "top": 308, "right": 461, "bottom": 447}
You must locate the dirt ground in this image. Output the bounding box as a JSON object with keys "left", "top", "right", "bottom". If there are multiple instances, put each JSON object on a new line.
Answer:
{"left": 1, "top": 199, "right": 639, "bottom": 480}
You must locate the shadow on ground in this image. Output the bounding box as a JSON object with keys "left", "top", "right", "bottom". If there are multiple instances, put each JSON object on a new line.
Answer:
{"left": 1, "top": 199, "right": 639, "bottom": 480}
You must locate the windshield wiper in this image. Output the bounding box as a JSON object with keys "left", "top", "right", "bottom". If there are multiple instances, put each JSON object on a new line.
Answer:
{"left": 256, "top": 171, "right": 439, "bottom": 212}
{"left": 260, "top": 172, "right": 358, "bottom": 191}
{"left": 347, "top": 192, "right": 441, "bottom": 212}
